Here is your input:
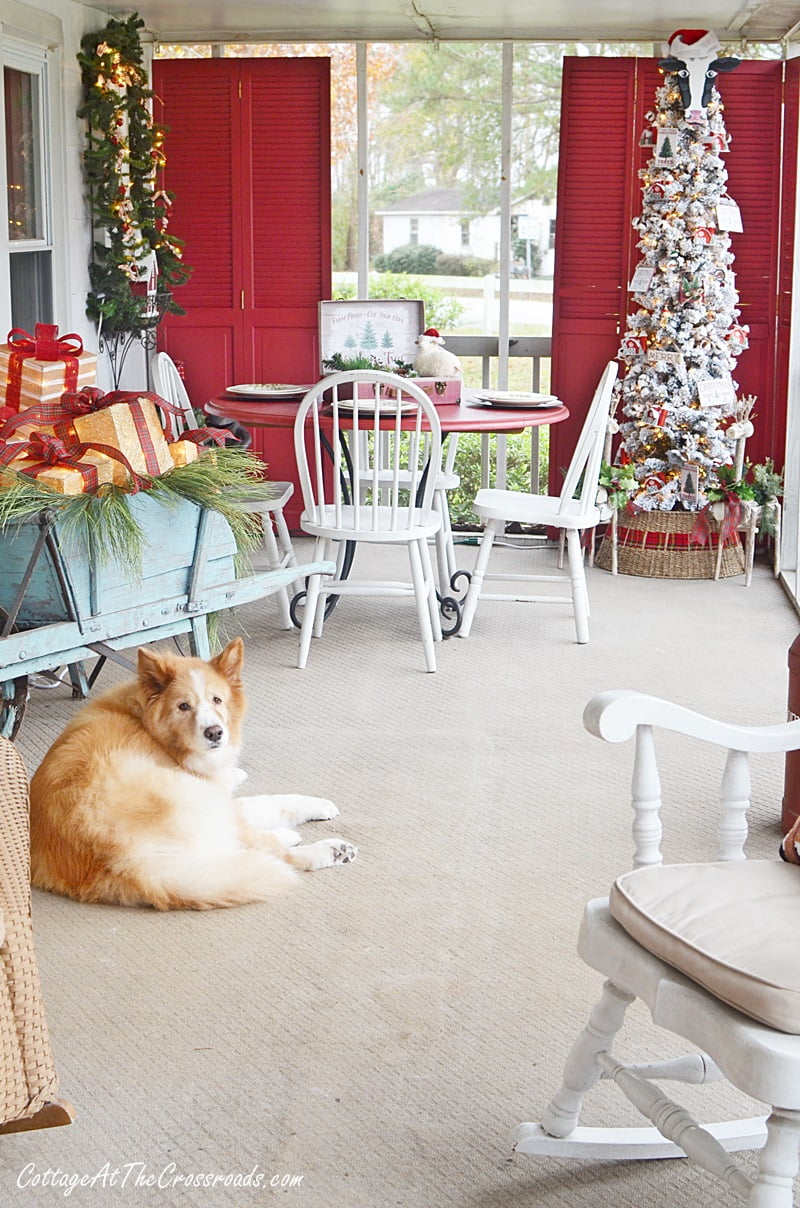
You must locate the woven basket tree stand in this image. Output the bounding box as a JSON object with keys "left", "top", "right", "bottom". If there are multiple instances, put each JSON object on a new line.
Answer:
{"left": 0, "top": 739, "right": 73, "bottom": 1133}
{"left": 595, "top": 507, "right": 745, "bottom": 580}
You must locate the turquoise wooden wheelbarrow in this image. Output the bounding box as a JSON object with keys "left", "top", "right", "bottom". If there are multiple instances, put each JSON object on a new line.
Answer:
{"left": 0, "top": 493, "right": 331, "bottom": 739}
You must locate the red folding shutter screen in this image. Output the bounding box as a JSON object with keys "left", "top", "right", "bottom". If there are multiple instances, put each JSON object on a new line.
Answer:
{"left": 152, "top": 57, "right": 331, "bottom": 523}
{"left": 549, "top": 58, "right": 640, "bottom": 483}
{"left": 777, "top": 57, "right": 800, "bottom": 475}
{"left": 152, "top": 60, "right": 243, "bottom": 397}
{"left": 552, "top": 56, "right": 789, "bottom": 485}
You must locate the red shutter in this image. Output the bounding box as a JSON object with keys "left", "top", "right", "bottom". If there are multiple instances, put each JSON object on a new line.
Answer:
{"left": 549, "top": 58, "right": 640, "bottom": 483}
{"left": 152, "top": 61, "right": 243, "bottom": 396}
{"left": 721, "top": 61, "right": 784, "bottom": 468}
{"left": 553, "top": 56, "right": 787, "bottom": 484}
{"left": 152, "top": 57, "right": 332, "bottom": 525}
{"left": 245, "top": 59, "right": 331, "bottom": 383}
{"left": 776, "top": 58, "right": 800, "bottom": 474}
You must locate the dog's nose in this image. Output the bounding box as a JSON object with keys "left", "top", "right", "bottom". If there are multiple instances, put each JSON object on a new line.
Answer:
{"left": 204, "top": 725, "right": 223, "bottom": 745}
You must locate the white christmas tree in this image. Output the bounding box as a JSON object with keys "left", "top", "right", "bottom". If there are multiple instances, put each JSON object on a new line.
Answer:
{"left": 616, "top": 30, "right": 747, "bottom": 512}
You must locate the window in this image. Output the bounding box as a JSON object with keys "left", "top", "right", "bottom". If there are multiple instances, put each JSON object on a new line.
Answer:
{"left": 409, "top": 217, "right": 418, "bottom": 245}
{"left": 3, "top": 44, "right": 53, "bottom": 330}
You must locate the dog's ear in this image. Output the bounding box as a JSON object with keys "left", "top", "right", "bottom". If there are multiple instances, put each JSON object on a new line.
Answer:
{"left": 137, "top": 647, "right": 176, "bottom": 696}
{"left": 211, "top": 637, "right": 244, "bottom": 686}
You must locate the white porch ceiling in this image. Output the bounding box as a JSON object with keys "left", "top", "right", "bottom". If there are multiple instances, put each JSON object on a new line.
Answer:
{"left": 82, "top": 1, "right": 800, "bottom": 47}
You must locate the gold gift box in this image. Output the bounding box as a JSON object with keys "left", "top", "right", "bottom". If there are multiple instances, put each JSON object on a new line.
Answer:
{"left": 73, "top": 397, "right": 174, "bottom": 477}
{"left": 0, "top": 449, "right": 127, "bottom": 495}
{"left": 168, "top": 439, "right": 200, "bottom": 467}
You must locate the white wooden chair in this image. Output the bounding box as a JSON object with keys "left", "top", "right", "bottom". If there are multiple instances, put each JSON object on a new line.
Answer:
{"left": 293, "top": 369, "right": 443, "bottom": 672}
{"left": 150, "top": 351, "right": 299, "bottom": 629}
{"left": 356, "top": 422, "right": 460, "bottom": 600}
{"left": 514, "top": 688, "right": 800, "bottom": 1207}
{"left": 459, "top": 360, "right": 618, "bottom": 644}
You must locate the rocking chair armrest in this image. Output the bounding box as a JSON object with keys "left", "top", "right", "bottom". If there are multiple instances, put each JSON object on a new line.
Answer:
{"left": 584, "top": 689, "right": 800, "bottom": 756}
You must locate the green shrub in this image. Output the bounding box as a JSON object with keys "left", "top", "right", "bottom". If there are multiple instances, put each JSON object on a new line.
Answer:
{"left": 434, "top": 252, "right": 495, "bottom": 277}
{"left": 373, "top": 243, "right": 441, "bottom": 274}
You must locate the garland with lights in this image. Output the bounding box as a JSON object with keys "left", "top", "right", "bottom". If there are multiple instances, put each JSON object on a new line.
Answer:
{"left": 615, "top": 34, "right": 746, "bottom": 514}
{"left": 77, "top": 13, "right": 191, "bottom": 335}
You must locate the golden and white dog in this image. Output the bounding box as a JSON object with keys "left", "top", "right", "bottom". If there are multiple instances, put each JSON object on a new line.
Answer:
{"left": 29, "top": 637, "right": 356, "bottom": 910}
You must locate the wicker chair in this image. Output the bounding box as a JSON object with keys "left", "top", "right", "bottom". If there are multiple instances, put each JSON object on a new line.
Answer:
{"left": 0, "top": 739, "right": 72, "bottom": 1133}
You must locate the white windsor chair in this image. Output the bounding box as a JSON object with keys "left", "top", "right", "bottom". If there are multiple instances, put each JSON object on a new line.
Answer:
{"left": 293, "top": 369, "right": 444, "bottom": 672}
{"left": 459, "top": 360, "right": 619, "bottom": 644}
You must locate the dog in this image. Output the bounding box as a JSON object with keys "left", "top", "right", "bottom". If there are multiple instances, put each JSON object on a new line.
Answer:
{"left": 28, "top": 638, "right": 356, "bottom": 910}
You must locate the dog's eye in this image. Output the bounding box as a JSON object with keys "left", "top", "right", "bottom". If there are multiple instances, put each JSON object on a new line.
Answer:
{"left": 177, "top": 701, "right": 191, "bottom": 712}
{"left": 212, "top": 695, "right": 222, "bottom": 705}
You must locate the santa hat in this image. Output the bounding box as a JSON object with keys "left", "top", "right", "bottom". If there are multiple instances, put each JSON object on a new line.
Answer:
{"left": 421, "top": 327, "right": 444, "bottom": 344}
{"left": 662, "top": 29, "right": 720, "bottom": 59}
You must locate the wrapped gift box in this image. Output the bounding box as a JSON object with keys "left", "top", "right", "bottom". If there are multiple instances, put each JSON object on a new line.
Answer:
{"left": 0, "top": 447, "right": 129, "bottom": 495}
{"left": 73, "top": 396, "right": 174, "bottom": 477}
{"left": 168, "top": 439, "right": 200, "bottom": 467}
{"left": 0, "top": 347, "right": 97, "bottom": 411}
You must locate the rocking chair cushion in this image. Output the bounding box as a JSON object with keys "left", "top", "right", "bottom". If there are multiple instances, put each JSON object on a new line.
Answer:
{"left": 610, "top": 860, "right": 800, "bottom": 1033}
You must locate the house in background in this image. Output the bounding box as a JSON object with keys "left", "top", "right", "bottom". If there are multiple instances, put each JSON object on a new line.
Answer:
{"left": 375, "top": 187, "right": 555, "bottom": 275}
{"left": 375, "top": 187, "right": 497, "bottom": 261}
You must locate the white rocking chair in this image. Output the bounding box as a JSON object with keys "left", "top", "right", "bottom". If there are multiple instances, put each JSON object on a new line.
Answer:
{"left": 515, "top": 689, "right": 800, "bottom": 1206}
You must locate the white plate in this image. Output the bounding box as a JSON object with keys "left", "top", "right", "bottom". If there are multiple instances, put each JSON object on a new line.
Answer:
{"left": 334, "top": 399, "right": 419, "bottom": 415}
{"left": 474, "top": 390, "right": 560, "bottom": 408}
{"left": 226, "top": 383, "right": 311, "bottom": 398}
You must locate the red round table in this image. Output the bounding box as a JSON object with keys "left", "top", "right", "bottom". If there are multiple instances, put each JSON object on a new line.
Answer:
{"left": 205, "top": 390, "right": 570, "bottom": 634}
{"left": 206, "top": 393, "right": 569, "bottom": 436}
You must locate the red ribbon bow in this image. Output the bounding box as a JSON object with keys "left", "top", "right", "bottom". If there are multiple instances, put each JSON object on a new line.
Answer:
{"left": 177, "top": 427, "right": 235, "bottom": 448}
{"left": 58, "top": 387, "right": 110, "bottom": 416}
{"left": 690, "top": 492, "right": 743, "bottom": 547}
{"left": 7, "top": 324, "right": 84, "bottom": 361}
{"left": 26, "top": 432, "right": 70, "bottom": 464}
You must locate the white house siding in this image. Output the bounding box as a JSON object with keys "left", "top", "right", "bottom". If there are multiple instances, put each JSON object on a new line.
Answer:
{"left": 1, "top": 0, "right": 111, "bottom": 360}
{"left": 381, "top": 199, "right": 555, "bottom": 268}
{"left": 381, "top": 211, "right": 499, "bottom": 260}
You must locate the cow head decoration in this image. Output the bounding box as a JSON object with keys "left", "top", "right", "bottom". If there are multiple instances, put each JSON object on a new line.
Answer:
{"left": 658, "top": 29, "right": 740, "bottom": 125}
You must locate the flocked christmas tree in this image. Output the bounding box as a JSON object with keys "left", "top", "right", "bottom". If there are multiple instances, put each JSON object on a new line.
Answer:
{"left": 616, "top": 29, "right": 747, "bottom": 513}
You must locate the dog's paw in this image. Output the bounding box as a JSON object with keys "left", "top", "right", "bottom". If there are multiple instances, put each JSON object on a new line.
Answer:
{"left": 328, "top": 839, "right": 356, "bottom": 865}
{"left": 290, "top": 838, "right": 357, "bottom": 871}
{"left": 231, "top": 768, "right": 249, "bottom": 786}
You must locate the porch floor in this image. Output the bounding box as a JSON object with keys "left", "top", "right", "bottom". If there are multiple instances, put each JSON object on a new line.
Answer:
{"left": 9, "top": 534, "right": 800, "bottom": 1208}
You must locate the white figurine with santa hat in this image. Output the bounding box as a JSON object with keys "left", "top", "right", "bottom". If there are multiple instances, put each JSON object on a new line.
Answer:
{"left": 413, "top": 328, "right": 463, "bottom": 379}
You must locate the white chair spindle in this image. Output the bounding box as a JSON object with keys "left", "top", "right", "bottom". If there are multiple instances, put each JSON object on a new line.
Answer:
{"left": 718, "top": 747, "right": 751, "bottom": 860}
{"left": 631, "top": 724, "right": 663, "bottom": 868}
